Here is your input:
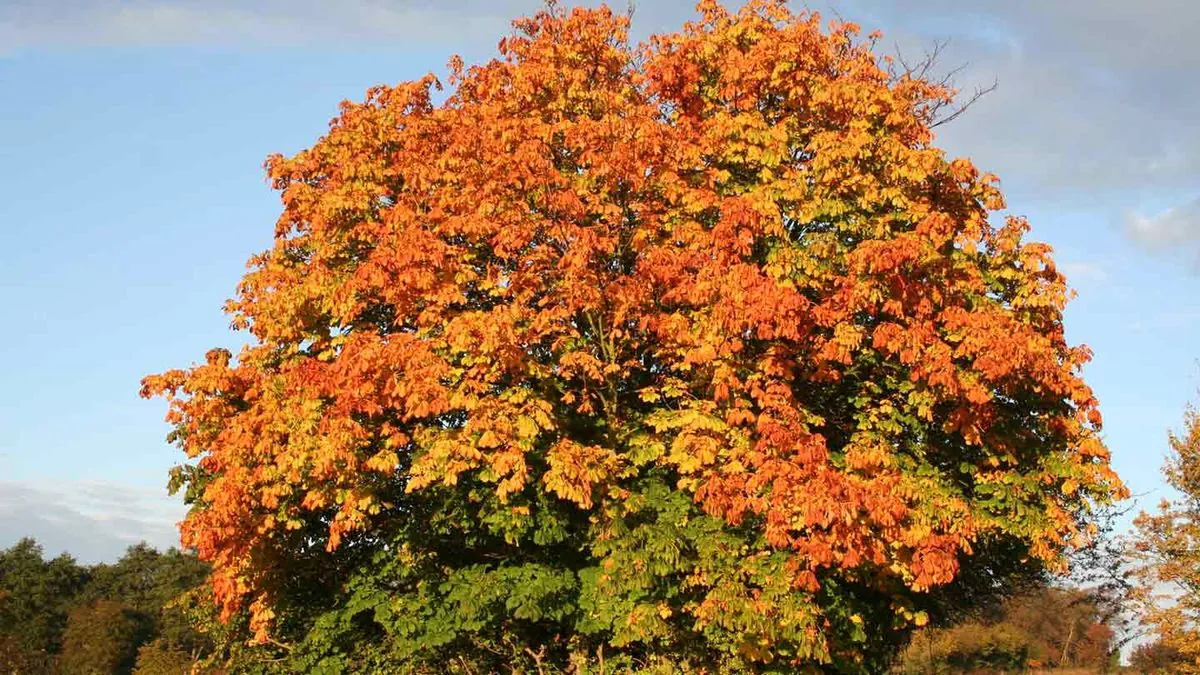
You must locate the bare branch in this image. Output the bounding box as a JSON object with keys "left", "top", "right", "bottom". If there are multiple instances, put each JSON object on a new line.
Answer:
{"left": 931, "top": 76, "right": 999, "bottom": 128}
{"left": 889, "top": 37, "right": 999, "bottom": 128}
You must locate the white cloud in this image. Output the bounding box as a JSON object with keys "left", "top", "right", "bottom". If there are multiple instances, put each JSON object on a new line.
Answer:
{"left": 0, "top": 480, "right": 184, "bottom": 563}
{"left": 1126, "top": 198, "right": 1200, "bottom": 256}
{"left": 845, "top": 0, "right": 1200, "bottom": 198}
{"left": 839, "top": 0, "right": 1200, "bottom": 272}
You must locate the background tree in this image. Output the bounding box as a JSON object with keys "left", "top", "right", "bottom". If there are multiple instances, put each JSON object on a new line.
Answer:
{"left": 143, "top": 1, "right": 1125, "bottom": 671}
{"left": 1131, "top": 403, "right": 1200, "bottom": 672}
{"left": 132, "top": 639, "right": 201, "bottom": 675}
{"left": 0, "top": 538, "right": 88, "bottom": 663}
{"left": 58, "top": 599, "right": 155, "bottom": 675}
{"left": 1001, "top": 587, "right": 1114, "bottom": 668}
{"left": 895, "top": 621, "right": 1031, "bottom": 674}
{"left": 0, "top": 538, "right": 211, "bottom": 674}
{"left": 894, "top": 584, "right": 1117, "bottom": 673}
{"left": 0, "top": 635, "right": 54, "bottom": 674}
{"left": 1129, "top": 639, "right": 1187, "bottom": 674}
{"left": 1065, "top": 501, "right": 1139, "bottom": 666}
{"left": 82, "top": 543, "right": 213, "bottom": 660}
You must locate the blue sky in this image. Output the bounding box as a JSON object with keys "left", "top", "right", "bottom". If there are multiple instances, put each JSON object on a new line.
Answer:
{"left": 1, "top": 0, "right": 1197, "bottom": 562}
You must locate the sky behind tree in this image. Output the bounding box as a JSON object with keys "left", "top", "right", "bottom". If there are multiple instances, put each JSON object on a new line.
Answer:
{"left": 1, "top": 0, "right": 1196, "bottom": 562}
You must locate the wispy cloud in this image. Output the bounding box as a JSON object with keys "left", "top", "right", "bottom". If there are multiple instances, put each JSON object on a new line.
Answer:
{"left": 0, "top": 480, "right": 184, "bottom": 563}
{"left": 1125, "top": 198, "right": 1200, "bottom": 261}
{"left": 853, "top": 0, "right": 1200, "bottom": 197}
{"left": 843, "top": 0, "right": 1200, "bottom": 276}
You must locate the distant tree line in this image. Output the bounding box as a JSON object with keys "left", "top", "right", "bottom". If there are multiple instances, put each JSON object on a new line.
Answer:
{"left": 895, "top": 586, "right": 1119, "bottom": 673}
{"left": 0, "top": 538, "right": 210, "bottom": 674}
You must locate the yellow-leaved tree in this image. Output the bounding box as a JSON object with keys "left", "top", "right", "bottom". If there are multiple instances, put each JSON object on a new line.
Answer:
{"left": 142, "top": 2, "right": 1125, "bottom": 672}
{"left": 1133, "top": 403, "right": 1200, "bottom": 673}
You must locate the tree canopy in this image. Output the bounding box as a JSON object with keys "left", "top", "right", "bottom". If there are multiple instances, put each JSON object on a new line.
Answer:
{"left": 142, "top": 1, "right": 1125, "bottom": 671}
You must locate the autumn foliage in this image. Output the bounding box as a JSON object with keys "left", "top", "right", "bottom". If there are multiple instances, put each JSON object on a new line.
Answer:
{"left": 1131, "top": 404, "right": 1200, "bottom": 673}
{"left": 896, "top": 586, "right": 1118, "bottom": 673}
{"left": 142, "top": 1, "right": 1124, "bottom": 670}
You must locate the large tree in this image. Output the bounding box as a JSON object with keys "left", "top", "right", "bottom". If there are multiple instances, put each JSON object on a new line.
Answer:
{"left": 142, "top": 1, "right": 1124, "bottom": 671}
